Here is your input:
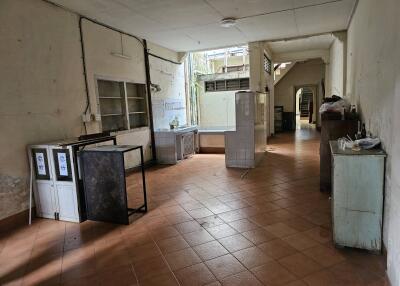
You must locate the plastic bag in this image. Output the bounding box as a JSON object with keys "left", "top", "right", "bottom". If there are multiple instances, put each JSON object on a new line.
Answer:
{"left": 319, "top": 99, "right": 350, "bottom": 114}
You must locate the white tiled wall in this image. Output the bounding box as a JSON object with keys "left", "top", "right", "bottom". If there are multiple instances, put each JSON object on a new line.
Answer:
{"left": 225, "top": 92, "right": 266, "bottom": 168}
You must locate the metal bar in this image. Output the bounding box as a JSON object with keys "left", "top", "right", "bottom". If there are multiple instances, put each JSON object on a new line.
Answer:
{"left": 140, "top": 146, "right": 148, "bottom": 212}
{"left": 143, "top": 39, "right": 157, "bottom": 161}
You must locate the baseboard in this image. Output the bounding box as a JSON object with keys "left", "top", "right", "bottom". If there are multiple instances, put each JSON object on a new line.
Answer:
{"left": 0, "top": 208, "right": 35, "bottom": 233}
{"left": 199, "top": 147, "right": 225, "bottom": 154}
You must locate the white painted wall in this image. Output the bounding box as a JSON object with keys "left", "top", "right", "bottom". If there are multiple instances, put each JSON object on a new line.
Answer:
{"left": 345, "top": 1, "right": 399, "bottom": 284}
{"left": 327, "top": 32, "right": 347, "bottom": 97}
{"left": 199, "top": 91, "right": 236, "bottom": 129}
{"left": 249, "top": 41, "right": 274, "bottom": 136}
{"left": 0, "top": 0, "right": 186, "bottom": 220}
{"left": 274, "top": 59, "right": 325, "bottom": 126}
{"left": 82, "top": 19, "right": 151, "bottom": 168}
{"left": 148, "top": 43, "right": 187, "bottom": 130}
{"left": 0, "top": 0, "right": 86, "bottom": 220}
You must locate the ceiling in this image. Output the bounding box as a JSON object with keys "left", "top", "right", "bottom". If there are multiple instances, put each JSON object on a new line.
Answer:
{"left": 47, "top": 0, "right": 357, "bottom": 52}
{"left": 267, "top": 34, "right": 335, "bottom": 54}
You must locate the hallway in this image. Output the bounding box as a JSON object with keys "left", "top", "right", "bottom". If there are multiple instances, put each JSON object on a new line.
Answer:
{"left": 0, "top": 131, "right": 388, "bottom": 286}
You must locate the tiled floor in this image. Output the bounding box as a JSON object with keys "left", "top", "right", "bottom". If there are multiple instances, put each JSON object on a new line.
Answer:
{"left": 0, "top": 130, "right": 389, "bottom": 286}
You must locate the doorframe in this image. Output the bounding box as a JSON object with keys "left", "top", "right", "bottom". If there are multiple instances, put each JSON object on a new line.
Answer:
{"left": 293, "top": 84, "right": 319, "bottom": 128}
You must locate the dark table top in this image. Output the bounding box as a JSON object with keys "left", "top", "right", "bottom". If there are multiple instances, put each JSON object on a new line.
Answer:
{"left": 81, "top": 145, "right": 142, "bottom": 153}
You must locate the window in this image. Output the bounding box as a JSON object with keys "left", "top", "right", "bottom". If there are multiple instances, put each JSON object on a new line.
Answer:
{"left": 97, "top": 79, "right": 148, "bottom": 132}
{"left": 204, "top": 78, "right": 249, "bottom": 92}
{"left": 264, "top": 54, "right": 272, "bottom": 75}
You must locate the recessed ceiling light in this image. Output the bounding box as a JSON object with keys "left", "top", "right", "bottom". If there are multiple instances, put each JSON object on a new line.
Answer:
{"left": 221, "top": 18, "right": 237, "bottom": 28}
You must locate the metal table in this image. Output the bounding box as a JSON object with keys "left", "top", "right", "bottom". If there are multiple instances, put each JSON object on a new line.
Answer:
{"left": 80, "top": 145, "right": 147, "bottom": 225}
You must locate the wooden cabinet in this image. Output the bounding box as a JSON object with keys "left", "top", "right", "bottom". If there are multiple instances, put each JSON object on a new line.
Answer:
{"left": 330, "top": 141, "right": 386, "bottom": 252}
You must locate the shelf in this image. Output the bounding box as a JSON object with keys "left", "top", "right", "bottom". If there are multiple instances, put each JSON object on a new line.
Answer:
{"left": 99, "top": 97, "right": 123, "bottom": 99}
{"left": 129, "top": 112, "right": 146, "bottom": 114}
{"left": 101, "top": 113, "right": 124, "bottom": 117}
{"left": 127, "top": 97, "right": 145, "bottom": 100}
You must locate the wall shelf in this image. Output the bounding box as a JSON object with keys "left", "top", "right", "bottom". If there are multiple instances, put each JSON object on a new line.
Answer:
{"left": 127, "top": 97, "right": 145, "bottom": 99}
{"left": 101, "top": 113, "right": 123, "bottom": 117}
{"left": 99, "top": 97, "right": 122, "bottom": 99}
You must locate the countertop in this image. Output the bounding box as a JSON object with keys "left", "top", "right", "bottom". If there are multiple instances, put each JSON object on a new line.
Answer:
{"left": 329, "top": 141, "right": 386, "bottom": 156}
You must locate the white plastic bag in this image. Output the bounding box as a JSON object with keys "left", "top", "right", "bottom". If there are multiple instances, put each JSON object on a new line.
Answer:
{"left": 319, "top": 99, "right": 350, "bottom": 114}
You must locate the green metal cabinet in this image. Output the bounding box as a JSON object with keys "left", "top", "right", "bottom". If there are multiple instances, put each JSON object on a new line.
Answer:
{"left": 330, "top": 141, "right": 386, "bottom": 252}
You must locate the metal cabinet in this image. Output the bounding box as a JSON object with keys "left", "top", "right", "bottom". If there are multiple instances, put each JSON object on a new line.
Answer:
{"left": 28, "top": 135, "right": 117, "bottom": 223}
{"left": 330, "top": 141, "right": 386, "bottom": 252}
{"left": 154, "top": 126, "right": 197, "bottom": 164}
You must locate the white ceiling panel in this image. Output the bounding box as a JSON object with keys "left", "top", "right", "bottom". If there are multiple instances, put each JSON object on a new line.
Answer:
{"left": 268, "top": 34, "right": 335, "bottom": 53}
{"left": 114, "top": 0, "right": 221, "bottom": 29}
{"left": 205, "top": 0, "right": 294, "bottom": 19}
{"left": 176, "top": 23, "right": 247, "bottom": 51}
{"left": 295, "top": 0, "right": 355, "bottom": 35}
{"left": 48, "top": 0, "right": 357, "bottom": 51}
{"left": 237, "top": 10, "right": 298, "bottom": 42}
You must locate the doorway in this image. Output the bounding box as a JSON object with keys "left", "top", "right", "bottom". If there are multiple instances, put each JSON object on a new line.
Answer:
{"left": 294, "top": 85, "right": 317, "bottom": 130}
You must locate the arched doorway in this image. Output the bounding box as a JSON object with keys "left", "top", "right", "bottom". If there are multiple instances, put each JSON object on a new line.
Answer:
{"left": 294, "top": 85, "right": 317, "bottom": 130}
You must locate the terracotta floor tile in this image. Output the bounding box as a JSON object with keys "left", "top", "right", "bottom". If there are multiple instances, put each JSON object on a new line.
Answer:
{"left": 127, "top": 242, "right": 160, "bottom": 263}
{"left": 174, "top": 221, "right": 202, "bottom": 234}
{"left": 174, "top": 263, "right": 216, "bottom": 286}
{"left": 252, "top": 260, "right": 297, "bottom": 286}
{"left": 139, "top": 272, "right": 179, "bottom": 286}
{"left": 232, "top": 246, "right": 273, "bottom": 268}
{"left": 279, "top": 253, "right": 323, "bottom": 278}
{"left": 303, "top": 269, "right": 351, "bottom": 286}
{"left": 207, "top": 224, "right": 238, "bottom": 239}
{"left": 282, "top": 233, "right": 319, "bottom": 251}
{"left": 205, "top": 254, "right": 246, "bottom": 280}
{"left": 188, "top": 208, "right": 214, "bottom": 219}
{"left": 197, "top": 215, "right": 225, "bottom": 229}
{"left": 302, "top": 227, "right": 332, "bottom": 244}
{"left": 284, "top": 280, "right": 308, "bottom": 286}
{"left": 283, "top": 218, "right": 316, "bottom": 232}
{"left": 182, "top": 229, "right": 214, "bottom": 246}
{"left": 302, "top": 244, "right": 345, "bottom": 267}
{"left": 5, "top": 131, "right": 389, "bottom": 286}
{"left": 181, "top": 201, "right": 204, "bottom": 211}
{"left": 228, "top": 219, "right": 259, "bottom": 233}
{"left": 265, "top": 222, "right": 298, "bottom": 238}
{"left": 157, "top": 236, "right": 190, "bottom": 254}
{"left": 193, "top": 240, "right": 229, "bottom": 261}
{"left": 329, "top": 261, "right": 386, "bottom": 285}
{"left": 97, "top": 265, "right": 137, "bottom": 286}
{"left": 164, "top": 248, "right": 201, "bottom": 271}
{"left": 221, "top": 271, "right": 263, "bottom": 286}
{"left": 258, "top": 239, "right": 299, "bottom": 259}
{"left": 242, "top": 228, "right": 276, "bottom": 244}
{"left": 218, "top": 210, "right": 247, "bottom": 223}
{"left": 133, "top": 256, "right": 170, "bottom": 281}
{"left": 204, "top": 282, "right": 222, "bottom": 286}
{"left": 218, "top": 234, "right": 254, "bottom": 253}
{"left": 60, "top": 275, "right": 98, "bottom": 286}
{"left": 150, "top": 226, "right": 180, "bottom": 241}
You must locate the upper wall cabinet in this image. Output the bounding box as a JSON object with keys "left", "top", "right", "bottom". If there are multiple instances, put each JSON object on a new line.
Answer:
{"left": 97, "top": 79, "right": 149, "bottom": 132}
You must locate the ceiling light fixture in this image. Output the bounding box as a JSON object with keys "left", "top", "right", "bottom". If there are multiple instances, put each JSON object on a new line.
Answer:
{"left": 220, "top": 18, "right": 237, "bottom": 28}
